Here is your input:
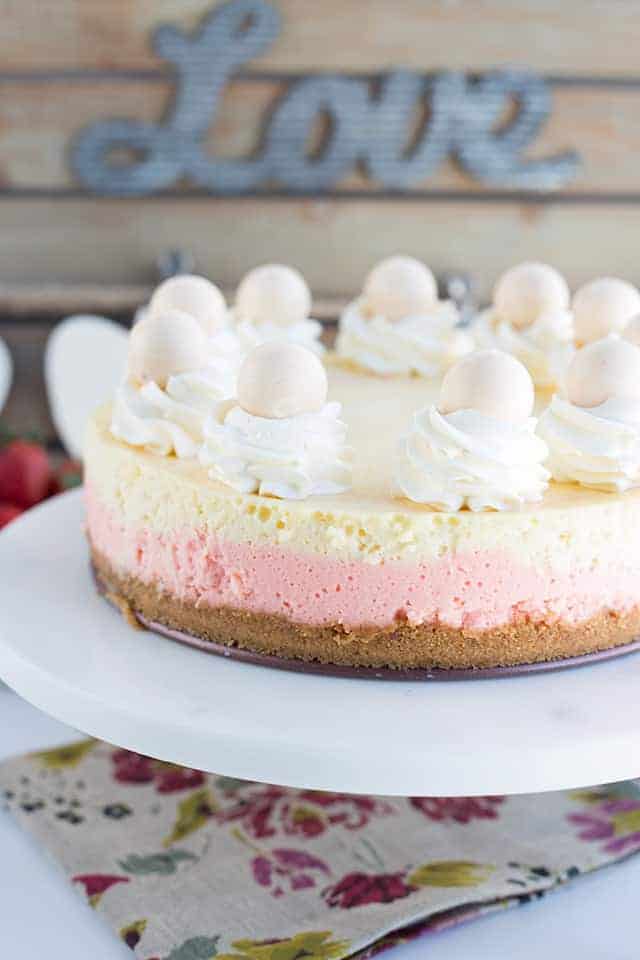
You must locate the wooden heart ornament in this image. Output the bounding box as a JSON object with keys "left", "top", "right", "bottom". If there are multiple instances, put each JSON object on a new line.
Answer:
{"left": 45, "top": 316, "right": 129, "bottom": 459}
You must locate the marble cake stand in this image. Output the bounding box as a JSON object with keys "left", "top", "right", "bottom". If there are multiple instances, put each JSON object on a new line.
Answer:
{"left": 1, "top": 488, "right": 640, "bottom": 797}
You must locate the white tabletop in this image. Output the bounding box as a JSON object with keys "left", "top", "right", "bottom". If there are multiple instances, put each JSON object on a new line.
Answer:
{"left": 0, "top": 686, "right": 637, "bottom": 959}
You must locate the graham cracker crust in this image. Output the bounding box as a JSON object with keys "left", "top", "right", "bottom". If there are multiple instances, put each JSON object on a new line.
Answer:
{"left": 91, "top": 547, "right": 640, "bottom": 670}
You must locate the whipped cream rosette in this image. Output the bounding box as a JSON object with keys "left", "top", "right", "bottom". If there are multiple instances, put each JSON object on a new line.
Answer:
{"left": 538, "top": 337, "right": 640, "bottom": 492}
{"left": 474, "top": 306, "right": 574, "bottom": 388}
{"left": 473, "top": 261, "right": 574, "bottom": 388}
{"left": 111, "top": 309, "right": 236, "bottom": 458}
{"left": 200, "top": 342, "right": 351, "bottom": 500}
{"left": 336, "top": 255, "right": 471, "bottom": 377}
{"left": 337, "top": 299, "right": 473, "bottom": 377}
{"left": 394, "top": 350, "right": 550, "bottom": 511}
{"left": 232, "top": 264, "right": 324, "bottom": 356}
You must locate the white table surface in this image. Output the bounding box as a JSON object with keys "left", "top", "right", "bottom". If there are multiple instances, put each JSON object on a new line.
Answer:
{"left": 0, "top": 686, "right": 638, "bottom": 959}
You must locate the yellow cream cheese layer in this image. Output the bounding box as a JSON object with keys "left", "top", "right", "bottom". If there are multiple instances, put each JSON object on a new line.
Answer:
{"left": 84, "top": 363, "right": 640, "bottom": 571}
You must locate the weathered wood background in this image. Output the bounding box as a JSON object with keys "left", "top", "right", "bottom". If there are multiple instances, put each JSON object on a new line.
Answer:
{"left": 1, "top": 0, "right": 640, "bottom": 440}
{"left": 2, "top": 1, "right": 640, "bottom": 295}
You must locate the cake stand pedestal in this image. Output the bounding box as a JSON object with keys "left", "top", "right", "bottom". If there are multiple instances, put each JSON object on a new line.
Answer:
{"left": 1, "top": 489, "right": 639, "bottom": 797}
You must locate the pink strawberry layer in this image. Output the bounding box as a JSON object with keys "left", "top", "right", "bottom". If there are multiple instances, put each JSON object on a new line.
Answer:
{"left": 87, "top": 492, "right": 638, "bottom": 631}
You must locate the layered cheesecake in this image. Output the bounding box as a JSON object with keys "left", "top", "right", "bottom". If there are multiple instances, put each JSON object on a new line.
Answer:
{"left": 85, "top": 261, "right": 640, "bottom": 670}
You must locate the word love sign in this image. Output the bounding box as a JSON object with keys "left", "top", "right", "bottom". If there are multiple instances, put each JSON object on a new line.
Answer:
{"left": 71, "top": 0, "right": 580, "bottom": 196}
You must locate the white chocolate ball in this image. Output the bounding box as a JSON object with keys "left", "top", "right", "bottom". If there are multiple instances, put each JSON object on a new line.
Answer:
{"left": 235, "top": 264, "right": 311, "bottom": 328}
{"left": 566, "top": 336, "right": 640, "bottom": 408}
{"left": 493, "top": 261, "right": 569, "bottom": 330}
{"left": 362, "top": 255, "right": 437, "bottom": 323}
{"left": 623, "top": 313, "right": 640, "bottom": 348}
{"left": 237, "top": 342, "right": 328, "bottom": 419}
{"left": 148, "top": 275, "right": 227, "bottom": 337}
{"left": 572, "top": 277, "right": 640, "bottom": 345}
{"left": 128, "top": 310, "right": 206, "bottom": 388}
{"left": 439, "top": 349, "right": 534, "bottom": 423}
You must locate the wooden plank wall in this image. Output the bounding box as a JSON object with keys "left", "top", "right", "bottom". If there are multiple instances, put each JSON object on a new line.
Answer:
{"left": 1, "top": 0, "right": 640, "bottom": 300}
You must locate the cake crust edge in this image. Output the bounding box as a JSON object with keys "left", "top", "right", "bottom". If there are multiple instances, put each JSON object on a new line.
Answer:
{"left": 91, "top": 546, "right": 640, "bottom": 670}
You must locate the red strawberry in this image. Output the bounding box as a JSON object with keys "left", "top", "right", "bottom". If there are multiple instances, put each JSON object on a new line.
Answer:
{"left": 0, "top": 501, "right": 23, "bottom": 529}
{"left": 0, "top": 441, "right": 51, "bottom": 508}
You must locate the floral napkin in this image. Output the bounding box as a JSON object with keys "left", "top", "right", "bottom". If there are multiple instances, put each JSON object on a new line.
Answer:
{"left": 2, "top": 739, "right": 640, "bottom": 960}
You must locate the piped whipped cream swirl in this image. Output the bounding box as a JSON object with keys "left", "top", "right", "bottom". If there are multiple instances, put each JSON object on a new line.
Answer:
{"left": 336, "top": 298, "right": 472, "bottom": 377}
{"left": 233, "top": 315, "right": 325, "bottom": 356}
{"left": 199, "top": 402, "right": 351, "bottom": 499}
{"left": 111, "top": 364, "right": 234, "bottom": 458}
{"left": 394, "top": 405, "right": 550, "bottom": 511}
{"left": 474, "top": 307, "right": 575, "bottom": 388}
{"left": 537, "top": 395, "right": 640, "bottom": 491}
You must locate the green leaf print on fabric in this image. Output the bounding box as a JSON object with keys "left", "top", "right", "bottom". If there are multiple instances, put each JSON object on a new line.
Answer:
{"left": 119, "top": 849, "right": 198, "bottom": 875}
{"left": 572, "top": 782, "right": 640, "bottom": 806}
{"left": 165, "top": 935, "right": 220, "bottom": 960}
{"left": 31, "top": 739, "right": 96, "bottom": 769}
{"left": 408, "top": 860, "right": 494, "bottom": 888}
{"left": 217, "top": 931, "right": 350, "bottom": 960}
{"left": 163, "top": 788, "right": 217, "bottom": 847}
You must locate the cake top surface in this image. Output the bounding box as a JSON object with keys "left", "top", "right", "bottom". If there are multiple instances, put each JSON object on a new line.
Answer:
{"left": 94, "top": 358, "right": 635, "bottom": 517}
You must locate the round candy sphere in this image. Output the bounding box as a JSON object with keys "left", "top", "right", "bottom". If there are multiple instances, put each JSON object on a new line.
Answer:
{"left": 362, "top": 255, "right": 437, "bottom": 323}
{"left": 128, "top": 310, "right": 206, "bottom": 388}
{"left": 566, "top": 336, "right": 640, "bottom": 408}
{"left": 493, "top": 261, "right": 569, "bottom": 330}
{"left": 148, "top": 275, "right": 227, "bottom": 337}
{"left": 572, "top": 277, "right": 640, "bottom": 345}
{"left": 439, "top": 349, "right": 534, "bottom": 423}
{"left": 235, "top": 264, "right": 311, "bottom": 328}
{"left": 623, "top": 314, "right": 640, "bottom": 348}
{"left": 237, "top": 342, "right": 328, "bottom": 419}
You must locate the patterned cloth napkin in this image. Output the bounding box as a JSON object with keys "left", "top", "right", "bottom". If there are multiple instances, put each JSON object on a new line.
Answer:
{"left": 2, "top": 739, "right": 640, "bottom": 960}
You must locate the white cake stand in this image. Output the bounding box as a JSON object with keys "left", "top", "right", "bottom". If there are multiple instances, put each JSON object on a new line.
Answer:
{"left": 1, "top": 488, "right": 639, "bottom": 797}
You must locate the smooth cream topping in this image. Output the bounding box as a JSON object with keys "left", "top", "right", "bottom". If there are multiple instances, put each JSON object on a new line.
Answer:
{"left": 336, "top": 298, "right": 471, "bottom": 377}
{"left": 474, "top": 307, "right": 574, "bottom": 388}
{"left": 493, "top": 261, "right": 569, "bottom": 330}
{"left": 148, "top": 275, "right": 228, "bottom": 337}
{"left": 537, "top": 395, "right": 640, "bottom": 492}
{"left": 362, "top": 255, "right": 438, "bottom": 323}
{"left": 235, "top": 264, "right": 311, "bottom": 329}
{"left": 439, "top": 347, "right": 534, "bottom": 422}
{"left": 572, "top": 277, "right": 640, "bottom": 345}
{"left": 110, "top": 365, "right": 234, "bottom": 459}
{"left": 237, "top": 341, "right": 328, "bottom": 419}
{"left": 564, "top": 335, "right": 640, "bottom": 409}
{"left": 394, "top": 406, "right": 550, "bottom": 512}
{"left": 199, "top": 402, "right": 352, "bottom": 500}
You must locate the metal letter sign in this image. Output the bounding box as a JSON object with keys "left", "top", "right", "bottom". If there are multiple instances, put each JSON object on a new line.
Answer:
{"left": 71, "top": 0, "right": 580, "bottom": 196}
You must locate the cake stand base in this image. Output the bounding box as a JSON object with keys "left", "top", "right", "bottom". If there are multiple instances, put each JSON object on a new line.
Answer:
{"left": 1, "top": 489, "right": 640, "bottom": 797}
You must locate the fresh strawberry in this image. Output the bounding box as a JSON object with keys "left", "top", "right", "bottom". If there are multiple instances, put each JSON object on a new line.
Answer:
{"left": 0, "top": 441, "right": 51, "bottom": 508}
{"left": 0, "top": 501, "right": 23, "bottom": 529}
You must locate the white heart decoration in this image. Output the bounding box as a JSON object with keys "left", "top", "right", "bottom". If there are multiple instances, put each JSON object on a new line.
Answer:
{"left": 45, "top": 315, "right": 129, "bottom": 459}
{"left": 0, "top": 335, "right": 13, "bottom": 415}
